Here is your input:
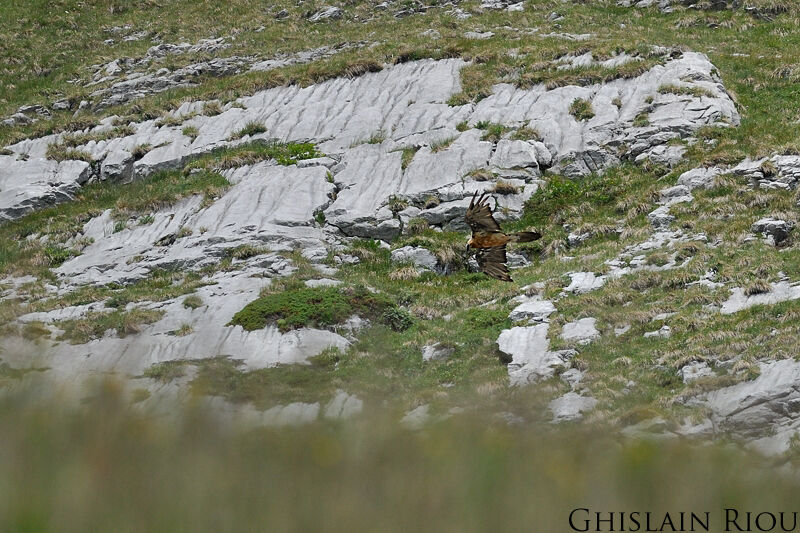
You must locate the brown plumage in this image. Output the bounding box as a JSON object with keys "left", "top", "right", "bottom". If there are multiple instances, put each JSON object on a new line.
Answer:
{"left": 465, "top": 191, "right": 541, "bottom": 282}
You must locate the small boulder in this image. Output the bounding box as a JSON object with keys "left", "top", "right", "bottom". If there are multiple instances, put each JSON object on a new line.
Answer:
{"left": 677, "top": 166, "right": 722, "bottom": 191}
{"left": 51, "top": 99, "right": 72, "bottom": 111}
{"left": 567, "top": 230, "right": 592, "bottom": 248}
{"left": 508, "top": 299, "right": 556, "bottom": 323}
{"left": 644, "top": 325, "right": 671, "bottom": 339}
{"left": 463, "top": 31, "right": 495, "bottom": 39}
{"left": 304, "top": 279, "right": 342, "bottom": 288}
{"left": 323, "top": 390, "right": 363, "bottom": 420}
{"left": 421, "top": 342, "right": 455, "bottom": 362}
{"left": 549, "top": 392, "right": 598, "bottom": 422}
{"left": 401, "top": 404, "right": 430, "bottom": 429}
{"left": 390, "top": 245, "right": 439, "bottom": 272}
{"left": 560, "top": 368, "right": 584, "bottom": 389}
{"left": 678, "top": 361, "right": 713, "bottom": 383}
{"left": 564, "top": 272, "right": 606, "bottom": 294}
{"left": 647, "top": 205, "right": 674, "bottom": 229}
{"left": 308, "top": 6, "right": 343, "bottom": 22}
{"left": 100, "top": 150, "right": 134, "bottom": 182}
{"left": 560, "top": 317, "right": 600, "bottom": 344}
{"left": 751, "top": 217, "right": 795, "bottom": 246}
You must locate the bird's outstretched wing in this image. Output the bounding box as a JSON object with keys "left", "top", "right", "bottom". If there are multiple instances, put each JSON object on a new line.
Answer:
{"left": 475, "top": 245, "right": 512, "bottom": 282}
{"left": 465, "top": 192, "right": 501, "bottom": 234}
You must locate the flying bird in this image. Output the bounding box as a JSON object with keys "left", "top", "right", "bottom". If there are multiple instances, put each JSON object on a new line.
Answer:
{"left": 465, "top": 191, "right": 541, "bottom": 282}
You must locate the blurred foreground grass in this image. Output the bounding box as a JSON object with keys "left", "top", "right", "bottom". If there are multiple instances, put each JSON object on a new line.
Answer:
{"left": 1, "top": 382, "right": 799, "bottom": 533}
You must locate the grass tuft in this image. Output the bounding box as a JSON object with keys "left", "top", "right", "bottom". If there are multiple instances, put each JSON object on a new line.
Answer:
{"left": 569, "top": 98, "right": 595, "bottom": 121}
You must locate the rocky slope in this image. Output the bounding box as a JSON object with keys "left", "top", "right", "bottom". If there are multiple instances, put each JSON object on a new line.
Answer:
{"left": 3, "top": 0, "right": 800, "bottom": 456}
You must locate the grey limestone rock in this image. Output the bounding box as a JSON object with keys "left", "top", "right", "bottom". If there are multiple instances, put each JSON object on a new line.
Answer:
{"left": 679, "top": 361, "right": 713, "bottom": 383}
{"left": 720, "top": 281, "right": 800, "bottom": 314}
{"left": 751, "top": 217, "right": 795, "bottom": 245}
{"left": 100, "top": 149, "right": 134, "bottom": 181}
{"left": 324, "top": 391, "right": 363, "bottom": 420}
{"left": 421, "top": 342, "right": 455, "bottom": 362}
{"left": 0, "top": 158, "right": 93, "bottom": 223}
{"left": 498, "top": 324, "right": 576, "bottom": 385}
{"left": 549, "top": 392, "right": 598, "bottom": 422}
{"left": 560, "top": 317, "right": 600, "bottom": 344}
{"left": 308, "top": 6, "right": 344, "bottom": 22}
{"left": 391, "top": 246, "right": 439, "bottom": 272}
{"left": 702, "top": 359, "right": 800, "bottom": 441}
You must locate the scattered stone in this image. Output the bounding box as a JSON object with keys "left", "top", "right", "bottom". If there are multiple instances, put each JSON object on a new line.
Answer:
{"left": 261, "top": 402, "right": 321, "bottom": 426}
{"left": 634, "top": 144, "right": 686, "bottom": 167}
{"left": 651, "top": 312, "right": 676, "bottom": 321}
{"left": 679, "top": 361, "right": 713, "bottom": 383}
{"left": 751, "top": 217, "right": 795, "bottom": 246}
{"left": 618, "top": 0, "right": 674, "bottom": 13}
{"left": 680, "top": 167, "right": 726, "bottom": 193}
{"left": 561, "top": 318, "right": 600, "bottom": 344}
{"left": 463, "top": 31, "right": 495, "bottom": 39}
{"left": 421, "top": 342, "right": 455, "bottom": 362}
{"left": 323, "top": 390, "right": 363, "bottom": 420}
{"left": 51, "top": 99, "right": 72, "bottom": 111}
{"left": 564, "top": 272, "right": 606, "bottom": 294}
{"left": 567, "top": 231, "right": 593, "bottom": 248}
{"left": 683, "top": 166, "right": 719, "bottom": 191}
{"left": 498, "top": 324, "right": 576, "bottom": 385}
{"left": 508, "top": 298, "right": 556, "bottom": 323}
{"left": 506, "top": 251, "right": 531, "bottom": 269}
{"left": 296, "top": 156, "right": 337, "bottom": 169}
{"left": 304, "top": 279, "right": 342, "bottom": 288}
{"left": 100, "top": 150, "right": 134, "bottom": 182}
{"left": 0, "top": 159, "right": 93, "bottom": 223}
{"left": 647, "top": 205, "right": 675, "bottom": 229}
{"left": 621, "top": 417, "right": 676, "bottom": 441}
{"left": 390, "top": 246, "right": 439, "bottom": 272}
{"left": 720, "top": 281, "right": 800, "bottom": 314}
{"left": 308, "top": 6, "right": 344, "bottom": 22}
{"left": 1, "top": 54, "right": 744, "bottom": 397}
{"left": 659, "top": 185, "right": 692, "bottom": 204}
{"left": 489, "top": 139, "right": 550, "bottom": 178}
{"left": 700, "top": 359, "right": 800, "bottom": 452}
{"left": 644, "top": 325, "right": 671, "bottom": 339}
{"left": 560, "top": 368, "right": 584, "bottom": 389}
{"left": 549, "top": 392, "right": 598, "bottom": 422}
{"left": 401, "top": 404, "right": 430, "bottom": 429}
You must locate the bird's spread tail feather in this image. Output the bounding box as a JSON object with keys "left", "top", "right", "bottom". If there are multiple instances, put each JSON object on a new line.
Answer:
{"left": 509, "top": 231, "right": 542, "bottom": 243}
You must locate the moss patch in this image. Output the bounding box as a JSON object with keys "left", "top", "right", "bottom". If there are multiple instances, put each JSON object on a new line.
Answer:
{"left": 229, "top": 285, "right": 402, "bottom": 332}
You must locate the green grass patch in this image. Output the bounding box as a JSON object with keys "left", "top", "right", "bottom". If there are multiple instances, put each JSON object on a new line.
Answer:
{"left": 569, "top": 98, "right": 595, "bottom": 121}
{"left": 57, "top": 308, "right": 165, "bottom": 344}
{"left": 183, "top": 140, "right": 322, "bottom": 172}
{"left": 142, "top": 361, "right": 189, "bottom": 383}
{"left": 430, "top": 135, "right": 457, "bottom": 153}
{"left": 229, "top": 285, "right": 403, "bottom": 333}
{"left": 658, "top": 83, "right": 715, "bottom": 98}
{"left": 44, "top": 143, "right": 94, "bottom": 163}
{"left": 182, "top": 295, "right": 204, "bottom": 309}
